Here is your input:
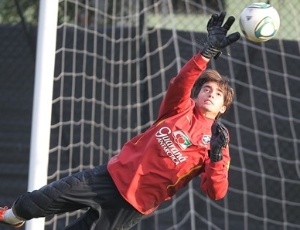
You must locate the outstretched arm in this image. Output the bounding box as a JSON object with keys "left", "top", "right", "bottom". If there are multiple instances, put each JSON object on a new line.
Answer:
{"left": 158, "top": 12, "right": 240, "bottom": 119}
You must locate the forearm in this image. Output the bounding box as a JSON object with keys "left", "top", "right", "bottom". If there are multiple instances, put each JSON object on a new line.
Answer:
{"left": 200, "top": 161, "right": 229, "bottom": 200}
{"left": 157, "top": 54, "right": 208, "bottom": 118}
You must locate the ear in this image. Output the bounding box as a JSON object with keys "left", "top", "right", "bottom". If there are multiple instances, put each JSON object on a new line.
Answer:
{"left": 219, "top": 105, "right": 226, "bottom": 114}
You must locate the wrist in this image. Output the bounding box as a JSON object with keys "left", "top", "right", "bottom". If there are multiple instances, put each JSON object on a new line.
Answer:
{"left": 209, "top": 150, "right": 223, "bottom": 162}
{"left": 201, "top": 43, "right": 222, "bottom": 60}
{"left": 210, "top": 153, "right": 223, "bottom": 162}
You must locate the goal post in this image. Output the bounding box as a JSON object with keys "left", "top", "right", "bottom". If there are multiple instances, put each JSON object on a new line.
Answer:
{"left": 27, "top": 0, "right": 59, "bottom": 229}
{"left": 27, "top": 0, "right": 300, "bottom": 229}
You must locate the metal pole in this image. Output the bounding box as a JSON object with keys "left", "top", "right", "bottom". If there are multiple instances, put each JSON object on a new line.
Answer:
{"left": 26, "top": 0, "right": 59, "bottom": 229}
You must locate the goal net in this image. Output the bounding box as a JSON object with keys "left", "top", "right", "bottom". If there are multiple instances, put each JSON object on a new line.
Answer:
{"left": 45, "top": 0, "right": 300, "bottom": 229}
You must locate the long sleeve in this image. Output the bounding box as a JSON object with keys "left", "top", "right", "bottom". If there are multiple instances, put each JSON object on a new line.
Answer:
{"left": 200, "top": 146, "right": 231, "bottom": 200}
{"left": 157, "top": 54, "right": 208, "bottom": 119}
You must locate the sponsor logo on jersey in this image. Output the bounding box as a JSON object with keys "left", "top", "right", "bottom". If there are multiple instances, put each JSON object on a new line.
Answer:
{"left": 172, "top": 130, "right": 192, "bottom": 150}
{"left": 155, "top": 127, "right": 188, "bottom": 165}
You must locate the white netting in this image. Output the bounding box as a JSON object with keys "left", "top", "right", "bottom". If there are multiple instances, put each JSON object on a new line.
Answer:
{"left": 46, "top": 0, "right": 300, "bottom": 229}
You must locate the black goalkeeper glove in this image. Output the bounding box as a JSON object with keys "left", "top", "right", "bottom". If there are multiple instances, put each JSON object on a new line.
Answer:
{"left": 209, "top": 121, "right": 229, "bottom": 162}
{"left": 201, "top": 12, "right": 241, "bottom": 59}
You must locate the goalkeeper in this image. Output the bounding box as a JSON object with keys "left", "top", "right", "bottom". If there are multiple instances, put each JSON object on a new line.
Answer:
{"left": 0, "top": 12, "right": 240, "bottom": 229}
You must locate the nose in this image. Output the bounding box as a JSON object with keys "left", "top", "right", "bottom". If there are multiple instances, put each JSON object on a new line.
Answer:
{"left": 208, "top": 91, "right": 215, "bottom": 98}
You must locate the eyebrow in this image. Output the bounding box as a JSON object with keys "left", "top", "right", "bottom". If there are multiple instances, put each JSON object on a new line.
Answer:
{"left": 202, "top": 84, "right": 224, "bottom": 93}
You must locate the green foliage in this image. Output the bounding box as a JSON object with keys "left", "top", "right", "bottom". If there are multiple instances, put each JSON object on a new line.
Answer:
{"left": 0, "top": 0, "right": 76, "bottom": 26}
{"left": 0, "top": 0, "right": 39, "bottom": 25}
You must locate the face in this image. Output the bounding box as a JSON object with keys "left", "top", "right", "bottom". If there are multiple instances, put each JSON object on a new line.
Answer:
{"left": 194, "top": 81, "right": 226, "bottom": 119}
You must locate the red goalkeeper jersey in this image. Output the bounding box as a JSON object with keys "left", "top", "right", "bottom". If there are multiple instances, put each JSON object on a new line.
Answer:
{"left": 107, "top": 54, "right": 230, "bottom": 215}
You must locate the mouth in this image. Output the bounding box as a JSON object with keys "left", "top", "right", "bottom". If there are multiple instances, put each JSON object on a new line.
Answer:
{"left": 204, "top": 99, "right": 213, "bottom": 105}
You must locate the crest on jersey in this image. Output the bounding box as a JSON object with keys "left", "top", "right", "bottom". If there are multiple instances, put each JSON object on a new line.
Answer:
{"left": 202, "top": 135, "right": 211, "bottom": 144}
{"left": 173, "top": 130, "right": 192, "bottom": 150}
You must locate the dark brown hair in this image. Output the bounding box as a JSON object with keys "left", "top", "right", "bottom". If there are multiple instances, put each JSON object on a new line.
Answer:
{"left": 191, "top": 69, "right": 234, "bottom": 110}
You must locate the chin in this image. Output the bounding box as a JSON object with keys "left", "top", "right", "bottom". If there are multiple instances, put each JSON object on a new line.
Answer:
{"left": 202, "top": 105, "right": 214, "bottom": 112}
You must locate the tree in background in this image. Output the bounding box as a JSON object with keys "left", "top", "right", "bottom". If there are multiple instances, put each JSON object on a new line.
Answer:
{"left": 0, "top": 0, "right": 39, "bottom": 25}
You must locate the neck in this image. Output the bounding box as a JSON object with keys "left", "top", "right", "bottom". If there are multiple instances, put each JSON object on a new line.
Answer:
{"left": 194, "top": 107, "right": 216, "bottom": 121}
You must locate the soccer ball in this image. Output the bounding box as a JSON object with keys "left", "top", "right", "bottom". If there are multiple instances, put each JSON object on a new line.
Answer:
{"left": 239, "top": 3, "right": 280, "bottom": 42}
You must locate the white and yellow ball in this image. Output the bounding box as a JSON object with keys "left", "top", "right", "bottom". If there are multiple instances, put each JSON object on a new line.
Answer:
{"left": 239, "top": 3, "right": 280, "bottom": 42}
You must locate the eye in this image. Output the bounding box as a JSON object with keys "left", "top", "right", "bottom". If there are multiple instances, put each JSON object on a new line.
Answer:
{"left": 216, "top": 91, "right": 224, "bottom": 97}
